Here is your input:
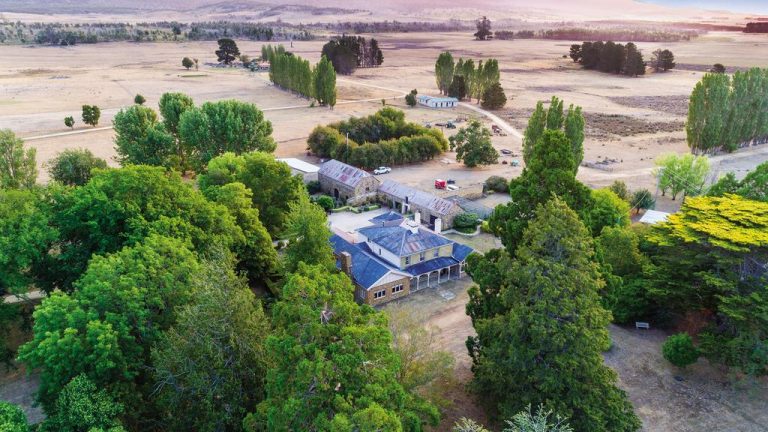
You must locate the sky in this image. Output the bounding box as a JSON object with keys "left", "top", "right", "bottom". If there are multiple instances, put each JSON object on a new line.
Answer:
{"left": 642, "top": 0, "right": 768, "bottom": 14}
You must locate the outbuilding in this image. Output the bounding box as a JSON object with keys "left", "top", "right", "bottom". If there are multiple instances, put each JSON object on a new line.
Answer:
{"left": 378, "top": 180, "right": 463, "bottom": 232}
{"left": 277, "top": 158, "right": 320, "bottom": 183}
{"left": 416, "top": 95, "right": 458, "bottom": 109}
{"left": 318, "top": 159, "right": 380, "bottom": 205}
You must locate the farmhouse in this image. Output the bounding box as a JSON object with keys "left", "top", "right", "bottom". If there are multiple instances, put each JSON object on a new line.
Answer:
{"left": 277, "top": 157, "right": 319, "bottom": 183}
{"left": 330, "top": 213, "right": 473, "bottom": 305}
{"left": 378, "top": 179, "right": 463, "bottom": 231}
{"left": 417, "top": 95, "right": 458, "bottom": 108}
{"left": 318, "top": 159, "right": 380, "bottom": 205}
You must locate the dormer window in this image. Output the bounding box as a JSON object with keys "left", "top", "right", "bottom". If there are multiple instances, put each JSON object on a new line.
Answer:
{"left": 420, "top": 252, "right": 425, "bottom": 262}
{"left": 405, "top": 256, "right": 410, "bottom": 265}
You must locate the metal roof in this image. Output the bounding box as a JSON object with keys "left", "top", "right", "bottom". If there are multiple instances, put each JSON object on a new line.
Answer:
{"left": 358, "top": 224, "right": 453, "bottom": 257}
{"left": 330, "top": 234, "right": 393, "bottom": 289}
{"left": 379, "top": 180, "right": 459, "bottom": 216}
{"left": 369, "top": 211, "right": 405, "bottom": 224}
{"left": 416, "top": 95, "right": 459, "bottom": 103}
{"left": 277, "top": 158, "right": 320, "bottom": 173}
{"left": 639, "top": 210, "right": 671, "bottom": 225}
{"left": 318, "top": 159, "right": 373, "bottom": 188}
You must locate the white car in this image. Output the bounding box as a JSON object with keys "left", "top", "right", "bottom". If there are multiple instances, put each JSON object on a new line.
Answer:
{"left": 373, "top": 167, "right": 392, "bottom": 175}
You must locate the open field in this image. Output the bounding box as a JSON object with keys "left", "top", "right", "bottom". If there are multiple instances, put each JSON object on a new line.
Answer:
{"left": 2, "top": 32, "right": 768, "bottom": 186}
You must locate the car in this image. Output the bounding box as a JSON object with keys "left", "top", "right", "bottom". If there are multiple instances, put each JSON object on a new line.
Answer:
{"left": 500, "top": 149, "right": 512, "bottom": 155}
{"left": 373, "top": 166, "right": 392, "bottom": 175}
{"left": 445, "top": 122, "right": 457, "bottom": 129}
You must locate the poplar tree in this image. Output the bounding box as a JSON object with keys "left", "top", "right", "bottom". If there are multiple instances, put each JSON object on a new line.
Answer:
{"left": 435, "top": 51, "right": 455, "bottom": 95}
{"left": 314, "top": 55, "right": 337, "bottom": 108}
{"left": 522, "top": 97, "right": 585, "bottom": 167}
{"left": 686, "top": 72, "right": 730, "bottom": 154}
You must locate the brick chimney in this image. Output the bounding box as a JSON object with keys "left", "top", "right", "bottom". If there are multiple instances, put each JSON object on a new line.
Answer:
{"left": 339, "top": 251, "right": 353, "bottom": 275}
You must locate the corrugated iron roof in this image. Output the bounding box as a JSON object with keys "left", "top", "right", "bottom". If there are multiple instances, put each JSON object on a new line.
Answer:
{"left": 379, "top": 180, "right": 459, "bottom": 216}
{"left": 330, "top": 234, "right": 392, "bottom": 289}
{"left": 318, "top": 159, "right": 373, "bottom": 188}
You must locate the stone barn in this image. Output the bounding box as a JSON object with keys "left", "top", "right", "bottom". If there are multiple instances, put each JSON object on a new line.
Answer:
{"left": 318, "top": 159, "right": 380, "bottom": 205}
{"left": 378, "top": 180, "right": 463, "bottom": 232}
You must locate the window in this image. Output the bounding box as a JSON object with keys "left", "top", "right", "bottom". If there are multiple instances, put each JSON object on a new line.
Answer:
{"left": 419, "top": 252, "right": 426, "bottom": 262}
{"left": 433, "top": 249, "right": 439, "bottom": 258}
{"left": 374, "top": 290, "right": 386, "bottom": 299}
{"left": 405, "top": 256, "right": 410, "bottom": 265}
{"left": 392, "top": 284, "right": 404, "bottom": 294}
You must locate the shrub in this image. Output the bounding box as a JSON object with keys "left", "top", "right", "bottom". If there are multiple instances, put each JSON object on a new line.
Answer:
{"left": 608, "top": 180, "right": 630, "bottom": 201}
{"left": 485, "top": 175, "right": 509, "bottom": 193}
{"left": 315, "top": 195, "right": 334, "bottom": 212}
{"left": 47, "top": 148, "right": 108, "bottom": 186}
{"left": 134, "top": 94, "right": 146, "bottom": 105}
{"left": 454, "top": 212, "right": 480, "bottom": 229}
{"left": 662, "top": 333, "right": 700, "bottom": 368}
{"left": 481, "top": 82, "right": 507, "bottom": 110}
{"left": 64, "top": 116, "right": 74, "bottom": 129}
{"left": 182, "top": 57, "right": 194, "bottom": 70}
{"left": 306, "top": 180, "right": 321, "bottom": 194}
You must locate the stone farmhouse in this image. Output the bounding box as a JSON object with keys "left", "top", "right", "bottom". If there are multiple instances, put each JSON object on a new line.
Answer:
{"left": 318, "top": 159, "right": 380, "bottom": 205}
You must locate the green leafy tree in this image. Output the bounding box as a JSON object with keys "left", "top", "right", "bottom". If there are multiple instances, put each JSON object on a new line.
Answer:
{"left": 81, "top": 105, "right": 101, "bottom": 127}
{"left": 0, "top": 401, "right": 29, "bottom": 432}
{"left": 480, "top": 82, "right": 507, "bottom": 109}
{"left": 0, "top": 129, "right": 37, "bottom": 189}
{"left": 405, "top": 92, "right": 417, "bottom": 107}
{"left": 113, "top": 105, "right": 176, "bottom": 167}
{"left": 587, "top": 188, "right": 630, "bottom": 235}
{"left": 198, "top": 152, "right": 305, "bottom": 235}
{"left": 653, "top": 153, "right": 710, "bottom": 200}
{"left": 468, "top": 199, "right": 642, "bottom": 432}
{"left": 313, "top": 55, "right": 337, "bottom": 108}
{"left": 453, "top": 418, "right": 490, "bottom": 432}
{"left": 651, "top": 49, "right": 675, "bottom": 72}
{"left": 490, "top": 129, "right": 593, "bottom": 252}
{"left": 448, "top": 75, "right": 467, "bottom": 100}
{"left": 503, "top": 405, "right": 574, "bottom": 432}
{"left": 249, "top": 264, "right": 438, "bottom": 431}
{"left": 44, "top": 166, "right": 242, "bottom": 291}
{"left": 449, "top": 120, "right": 499, "bottom": 167}
{"left": 595, "top": 226, "right": 651, "bottom": 323}
{"left": 182, "top": 56, "right": 194, "bottom": 70}
{"left": 569, "top": 44, "right": 582, "bottom": 63}
{"left": 0, "top": 189, "right": 56, "bottom": 295}
{"left": 645, "top": 195, "right": 768, "bottom": 375}
{"left": 202, "top": 182, "right": 279, "bottom": 287}
{"left": 282, "top": 192, "right": 336, "bottom": 273}
{"left": 18, "top": 235, "right": 201, "bottom": 419}
{"left": 178, "top": 100, "right": 276, "bottom": 170}
{"left": 686, "top": 72, "right": 730, "bottom": 154}
{"left": 485, "top": 175, "right": 508, "bottom": 193}
{"left": 662, "top": 333, "right": 700, "bottom": 368}
{"left": 522, "top": 98, "right": 584, "bottom": 169}
{"left": 711, "top": 63, "right": 726, "bottom": 73}
{"left": 474, "top": 16, "right": 492, "bottom": 40}
{"left": 623, "top": 43, "right": 645, "bottom": 77}
{"left": 64, "top": 116, "right": 75, "bottom": 129}
{"left": 608, "top": 180, "right": 630, "bottom": 201}
{"left": 41, "top": 375, "right": 124, "bottom": 432}
{"left": 435, "top": 52, "right": 455, "bottom": 95}
{"left": 152, "top": 252, "right": 270, "bottom": 431}
{"left": 708, "top": 161, "right": 768, "bottom": 201}
{"left": 630, "top": 189, "right": 655, "bottom": 214}
{"left": 158, "top": 92, "right": 195, "bottom": 171}
{"left": 215, "top": 38, "right": 240, "bottom": 65}
{"left": 133, "top": 94, "right": 145, "bottom": 105}
{"left": 47, "top": 148, "right": 107, "bottom": 186}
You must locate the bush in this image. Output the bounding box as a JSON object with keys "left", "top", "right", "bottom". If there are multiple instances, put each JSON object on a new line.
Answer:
{"left": 64, "top": 116, "right": 74, "bottom": 129}
{"left": 134, "top": 94, "right": 146, "bottom": 105}
{"left": 306, "top": 180, "right": 321, "bottom": 194}
{"left": 0, "top": 401, "right": 28, "bottom": 431}
{"left": 480, "top": 220, "right": 492, "bottom": 234}
{"left": 609, "top": 180, "right": 630, "bottom": 201}
{"left": 454, "top": 212, "right": 480, "bottom": 229}
{"left": 47, "top": 148, "right": 108, "bottom": 186}
{"left": 485, "top": 175, "right": 508, "bottom": 193}
{"left": 662, "top": 333, "right": 700, "bottom": 368}
{"left": 481, "top": 82, "right": 507, "bottom": 110}
{"left": 314, "top": 195, "right": 334, "bottom": 212}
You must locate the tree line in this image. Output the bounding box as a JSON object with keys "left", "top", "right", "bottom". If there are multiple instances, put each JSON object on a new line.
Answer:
{"left": 435, "top": 52, "right": 507, "bottom": 109}
{"left": 321, "top": 35, "right": 384, "bottom": 75}
{"left": 687, "top": 68, "right": 768, "bottom": 154}
{"left": 0, "top": 117, "right": 452, "bottom": 431}
{"left": 263, "top": 44, "right": 337, "bottom": 107}
{"left": 307, "top": 107, "right": 449, "bottom": 169}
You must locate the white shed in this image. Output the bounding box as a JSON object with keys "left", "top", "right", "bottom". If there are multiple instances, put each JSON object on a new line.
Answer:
{"left": 417, "top": 95, "right": 458, "bottom": 109}
{"left": 277, "top": 158, "right": 320, "bottom": 183}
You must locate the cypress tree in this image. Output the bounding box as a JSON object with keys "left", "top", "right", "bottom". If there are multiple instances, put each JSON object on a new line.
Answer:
{"left": 314, "top": 55, "right": 337, "bottom": 108}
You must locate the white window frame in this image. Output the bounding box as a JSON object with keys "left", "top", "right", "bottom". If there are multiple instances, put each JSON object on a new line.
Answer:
{"left": 373, "top": 289, "right": 386, "bottom": 299}
{"left": 392, "top": 284, "right": 404, "bottom": 294}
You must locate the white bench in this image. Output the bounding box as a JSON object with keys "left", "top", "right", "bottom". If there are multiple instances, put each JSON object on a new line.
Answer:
{"left": 635, "top": 322, "right": 650, "bottom": 330}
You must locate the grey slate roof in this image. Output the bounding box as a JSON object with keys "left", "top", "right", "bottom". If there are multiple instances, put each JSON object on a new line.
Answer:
{"left": 330, "top": 234, "right": 393, "bottom": 289}
{"left": 358, "top": 225, "right": 452, "bottom": 257}
{"left": 318, "top": 159, "right": 372, "bottom": 188}
{"left": 379, "top": 180, "right": 459, "bottom": 216}
{"left": 369, "top": 211, "right": 405, "bottom": 224}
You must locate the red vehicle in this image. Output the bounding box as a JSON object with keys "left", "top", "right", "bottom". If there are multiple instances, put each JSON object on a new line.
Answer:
{"left": 434, "top": 179, "right": 447, "bottom": 189}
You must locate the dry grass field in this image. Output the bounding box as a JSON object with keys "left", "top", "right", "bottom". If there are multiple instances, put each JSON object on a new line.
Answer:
{"left": 2, "top": 32, "right": 768, "bottom": 184}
